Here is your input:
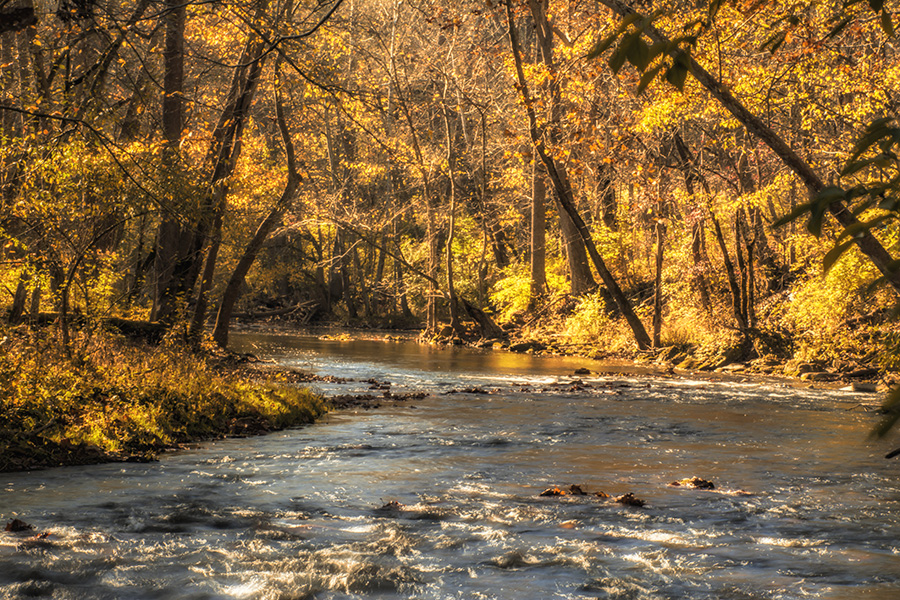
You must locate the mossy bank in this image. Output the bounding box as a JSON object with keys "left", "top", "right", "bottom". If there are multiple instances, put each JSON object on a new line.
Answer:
{"left": 0, "top": 327, "right": 326, "bottom": 473}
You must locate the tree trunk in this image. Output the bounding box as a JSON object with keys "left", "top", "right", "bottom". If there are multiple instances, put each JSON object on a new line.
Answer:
{"left": 9, "top": 274, "right": 28, "bottom": 324}
{"left": 212, "top": 63, "right": 301, "bottom": 348}
{"left": 28, "top": 283, "right": 40, "bottom": 320}
{"left": 529, "top": 0, "right": 596, "bottom": 296}
{"left": 443, "top": 99, "right": 464, "bottom": 336}
{"left": 340, "top": 238, "right": 358, "bottom": 320}
{"left": 558, "top": 199, "right": 597, "bottom": 295}
{"left": 597, "top": 166, "right": 618, "bottom": 230}
{"left": 690, "top": 217, "right": 712, "bottom": 312}
{"left": 734, "top": 210, "right": 749, "bottom": 328}
{"left": 711, "top": 209, "right": 746, "bottom": 331}
{"left": 652, "top": 217, "right": 665, "bottom": 347}
{"left": 351, "top": 243, "right": 372, "bottom": 317}
{"left": 150, "top": 0, "right": 187, "bottom": 323}
{"left": 507, "top": 0, "right": 651, "bottom": 349}
{"left": 530, "top": 156, "right": 548, "bottom": 299}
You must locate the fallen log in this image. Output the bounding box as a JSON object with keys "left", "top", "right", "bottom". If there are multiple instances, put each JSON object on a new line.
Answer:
{"left": 232, "top": 301, "right": 318, "bottom": 320}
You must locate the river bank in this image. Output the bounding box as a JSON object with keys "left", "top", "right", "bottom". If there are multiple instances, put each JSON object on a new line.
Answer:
{"left": 0, "top": 327, "right": 326, "bottom": 473}
{"left": 1, "top": 317, "right": 891, "bottom": 474}
{"left": 237, "top": 318, "right": 894, "bottom": 393}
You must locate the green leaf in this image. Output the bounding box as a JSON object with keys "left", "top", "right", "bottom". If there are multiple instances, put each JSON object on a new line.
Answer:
{"left": 772, "top": 201, "right": 813, "bottom": 228}
{"left": 617, "top": 13, "right": 643, "bottom": 32}
{"left": 822, "top": 239, "right": 855, "bottom": 272}
{"left": 646, "top": 41, "right": 668, "bottom": 63}
{"left": 807, "top": 186, "right": 845, "bottom": 237}
{"left": 847, "top": 117, "right": 896, "bottom": 163}
{"left": 665, "top": 60, "right": 688, "bottom": 90}
{"left": 626, "top": 37, "right": 651, "bottom": 70}
{"left": 842, "top": 155, "right": 889, "bottom": 177}
{"left": 807, "top": 201, "right": 829, "bottom": 237}
{"left": 851, "top": 214, "right": 893, "bottom": 236}
{"left": 636, "top": 64, "right": 664, "bottom": 95}
{"left": 587, "top": 33, "right": 618, "bottom": 60}
{"left": 882, "top": 9, "right": 895, "bottom": 36}
{"left": 608, "top": 42, "right": 628, "bottom": 74}
{"left": 878, "top": 194, "right": 900, "bottom": 211}
{"left": 815, "top": 185, "right": 846, "bottom": 204}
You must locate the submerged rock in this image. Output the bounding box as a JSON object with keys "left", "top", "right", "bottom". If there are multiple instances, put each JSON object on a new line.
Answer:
{"left": 800, "top": 371, "right": 838, "bottom": 382}
{"left": 539, "top": 484, "right": 589, "bottom": 497}
{"left": 669, "top": 476, "right": 715, "bottom": 490}
{"left": 540, "top": 484, "right": 614, "bottom": 498}
{"left": 846, "top": 367, "right": 879, "bottom": 379}
{"left": 491, "top": 550, "right": 532, "bottom": 569}
{"left": 614, "top": 493, "right": 645, "bottom": 507}
{"left": 373, "top": 500, "right": 404, "bottom": 517}
{"left": 4, "top": 519, "right": 33, "bottom": 532}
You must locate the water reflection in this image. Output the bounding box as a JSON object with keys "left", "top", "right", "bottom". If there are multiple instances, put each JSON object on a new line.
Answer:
{"left": 1, "top": 332, "right": 898, "bottom": 599}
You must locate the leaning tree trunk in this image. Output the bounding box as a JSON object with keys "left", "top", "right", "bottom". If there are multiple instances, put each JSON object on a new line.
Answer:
{"left": 710, "top": 208, "right": 747, "bottom": 331}
{"left": 507, "top": 1, "right": 651, "bottom": 349}
{"left": 213, "top": 61, "right": 300, "bottom": 348}
{"left": 189, "top": 35, "right": 267, "bottom": 339}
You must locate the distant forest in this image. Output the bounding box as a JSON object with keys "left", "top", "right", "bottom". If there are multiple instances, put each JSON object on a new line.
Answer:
{"left": 2, "top": 0, "right": 899, "bottom": 367}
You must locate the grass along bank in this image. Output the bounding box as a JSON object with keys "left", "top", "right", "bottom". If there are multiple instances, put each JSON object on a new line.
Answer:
{"left": 0, "top": 327, "right": 326, "bottom": 472}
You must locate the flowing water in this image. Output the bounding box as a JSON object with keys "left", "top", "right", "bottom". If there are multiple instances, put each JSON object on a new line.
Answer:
{"left": 2, "top": 330, "right": 899, "bottom": 599}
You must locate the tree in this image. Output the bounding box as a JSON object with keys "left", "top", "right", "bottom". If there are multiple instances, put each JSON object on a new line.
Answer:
{"left": 505, "top": 0, "right": 652, "bottom": 349}
{"left": 212, "top": 60, "right": 301, "bottom": 347}
{"left": 593, "top": 0, "right": 900, "bottom": 295}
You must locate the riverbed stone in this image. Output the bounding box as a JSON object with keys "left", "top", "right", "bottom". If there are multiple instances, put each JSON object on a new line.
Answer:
{"left": 669, "top": 476, "right": 715, "bottom": 490}
{"left": 614, "top": 493, "right": 645, "bottom": 507}
{"left": 851, "top": 382, "right": 878, "bottom": 392}
{"left": 846, "top": 367, "right": 880, "bottom": 379}
{"left": 4, "top": 519, "right": 32, "bottom": 532}
{"left": 800, "top": 371, "right": 838, "bottom": 382}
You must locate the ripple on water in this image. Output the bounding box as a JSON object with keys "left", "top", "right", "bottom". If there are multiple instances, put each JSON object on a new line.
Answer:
{"left": 2, "top": 333, "right": 899, "bottom": 599}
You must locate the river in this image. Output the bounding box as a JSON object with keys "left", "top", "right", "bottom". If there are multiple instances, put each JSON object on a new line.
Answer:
{"left": 1, "top": 330, "right": 898, "bottom": 599}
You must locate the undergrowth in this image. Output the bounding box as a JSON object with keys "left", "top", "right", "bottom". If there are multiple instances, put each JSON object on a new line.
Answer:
{"left": 0, "top": 326, "right": 326, "bottom": 472}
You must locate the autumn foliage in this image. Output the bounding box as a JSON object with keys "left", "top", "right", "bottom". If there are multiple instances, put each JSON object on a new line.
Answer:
{"left": 1, "top": 1, "right": 899, "bottom": 416}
